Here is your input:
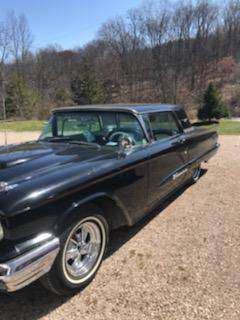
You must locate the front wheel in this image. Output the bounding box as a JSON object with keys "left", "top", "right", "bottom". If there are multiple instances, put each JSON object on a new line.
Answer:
{"left": 41, "top": 213, "right": 108, "bottom": 295}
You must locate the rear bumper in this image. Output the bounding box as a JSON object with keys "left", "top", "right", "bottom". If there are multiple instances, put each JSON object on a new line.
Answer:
{"left": 0, "top": 235, "right": 59, "bottom": 292}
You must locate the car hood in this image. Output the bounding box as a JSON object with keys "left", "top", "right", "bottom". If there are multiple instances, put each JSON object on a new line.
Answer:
{"left": 0, "top": 141, "right": 114, "bottom": 185}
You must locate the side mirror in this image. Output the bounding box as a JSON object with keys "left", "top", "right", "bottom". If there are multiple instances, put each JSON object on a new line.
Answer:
{"left": 117, "top": 137, "right": 133, "bottom": 159}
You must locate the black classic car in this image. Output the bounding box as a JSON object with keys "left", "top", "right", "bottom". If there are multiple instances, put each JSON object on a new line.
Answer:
{"left": 0, "top": 104, "right": 219, "bottom": 295}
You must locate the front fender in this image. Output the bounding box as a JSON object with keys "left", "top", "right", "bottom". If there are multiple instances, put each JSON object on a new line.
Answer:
{"left": 54, "top": 192, "right": 131, "bottom": 235}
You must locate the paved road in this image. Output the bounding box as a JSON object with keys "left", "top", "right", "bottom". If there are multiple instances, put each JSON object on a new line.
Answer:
{"left": 0, "top": 135, "right": 239, "bottom": 320}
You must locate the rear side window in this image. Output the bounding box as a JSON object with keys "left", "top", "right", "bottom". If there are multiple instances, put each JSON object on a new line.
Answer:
{"left": 148, "top": 112, "right": 180, "bottom": 141}
{"left": 175, "top": 108, "right": 191, "bottom": 129}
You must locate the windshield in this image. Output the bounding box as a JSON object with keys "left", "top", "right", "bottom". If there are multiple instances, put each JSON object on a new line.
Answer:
{"left": 39, "top": 111, "right": 147, "bottom": 147}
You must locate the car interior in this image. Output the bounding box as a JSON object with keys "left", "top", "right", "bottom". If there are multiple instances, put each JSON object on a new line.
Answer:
{"left": 41, "top": 110, "right": 181, "bottom": 146}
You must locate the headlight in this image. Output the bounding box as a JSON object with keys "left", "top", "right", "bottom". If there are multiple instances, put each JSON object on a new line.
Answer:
{"left": 0, "top": 223, "right": 4, "bottom": 241}
{"left": 0, "top": 182, "right": 8, "bottom": 192}
{"left": 0, "top": 182, "right": 18, "bottom": 193}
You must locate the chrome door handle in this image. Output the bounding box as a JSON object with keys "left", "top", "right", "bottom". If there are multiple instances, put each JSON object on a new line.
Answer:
{"left": 179, "top": 137, "right": 186, "bottom": 144}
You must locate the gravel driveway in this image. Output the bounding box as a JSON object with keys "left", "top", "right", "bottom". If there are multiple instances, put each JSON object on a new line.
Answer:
{"left": 0, "top": 134, "right": 239, "bottom": 320}
{"left": 0, "top": 131, "right": 40, "bottom": 145}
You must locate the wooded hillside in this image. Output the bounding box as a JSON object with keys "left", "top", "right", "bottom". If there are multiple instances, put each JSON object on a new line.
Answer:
{"left": 1, "top": 0, "right": 240, "bottom": 120}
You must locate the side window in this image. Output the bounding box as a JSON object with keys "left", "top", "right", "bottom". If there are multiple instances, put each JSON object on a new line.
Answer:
{"left": 117, "top": 113, "right": 147, "bottom": 145}
{"left": 142, "top": 114, "right": 152, "bottom": 139}
{"left": 101, "top": 112, "right": 117, "bottom": 133}
{"left": 148, "top": 112, "right": 180, "bottom": 141}
{"left": 175, "top": 108, "right": 191, "bottom": 129}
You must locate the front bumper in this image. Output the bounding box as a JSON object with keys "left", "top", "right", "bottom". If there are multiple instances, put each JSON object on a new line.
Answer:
{"left": 0, "top": 235, "right": 60, "bottom": 292}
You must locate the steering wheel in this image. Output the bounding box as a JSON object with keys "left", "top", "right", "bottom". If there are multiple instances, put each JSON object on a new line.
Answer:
{"left": 108, "top": 131, "right": 136, "bottom": 145}
{"left": 82, "top": 129, "right": 95, "bottom": 142}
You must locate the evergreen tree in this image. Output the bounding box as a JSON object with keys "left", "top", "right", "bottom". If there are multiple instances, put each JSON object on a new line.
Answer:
{"left": 198, "top": 83, "right": 229, "bottom": 121}
{"left": 212, "top": 103, "right": 230, "bottom": 119}
{"left": 5, "top": 73, "right": 39, "bottom": 119}
{"left": 71, "top": 74, "right": 106, "bottom": 105}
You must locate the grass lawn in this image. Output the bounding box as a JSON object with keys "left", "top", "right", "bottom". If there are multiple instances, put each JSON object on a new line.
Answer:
{"left": 0, "top": 119, "right": 239, "bottom": 135}
{"left": 203, "top": 120, "right": 240, "bottom": 135}
{"left": 0, "top": 120, "right": 45, "bottom": 132}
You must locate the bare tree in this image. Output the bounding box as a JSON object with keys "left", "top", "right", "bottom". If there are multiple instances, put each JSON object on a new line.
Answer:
{"left": 223, "top": 0, "right": 240, "bottom": 56}
{"left": 0, "top": 19, "right": 10, "bottom": 136}
{"left": 7, "top": 11, "right": 33, "bottom": 67}
{"left": 170, "top": 2, "right": 194, "bottom": 102}
{"left": 0, "top": 1, "right": 238, "bottom": 119}
{"left": 3, "top": 12, "right": 34, "bottom": 118}
{"left": 140, "top": 3, "right": 172, "bottom": 101}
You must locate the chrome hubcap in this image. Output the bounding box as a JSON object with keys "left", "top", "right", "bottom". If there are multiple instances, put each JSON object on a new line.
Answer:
{"left": 193, "top": 166, "right": 201, "bottom": 180}
{"left": 65, "top": 221, "right": 102, "bottom": 279}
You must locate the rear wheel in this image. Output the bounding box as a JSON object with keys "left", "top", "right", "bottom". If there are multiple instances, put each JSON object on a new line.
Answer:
{"left": 41, "top": 213, "right": 108, "bottom": 295}
{"left": 191, "top": 165, "right": 201, "bottom": 183}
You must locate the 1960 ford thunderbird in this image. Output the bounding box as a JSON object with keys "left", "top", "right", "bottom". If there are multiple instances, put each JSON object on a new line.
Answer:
{"left": 0, "top": 104, "right": 219, "bottom": 295}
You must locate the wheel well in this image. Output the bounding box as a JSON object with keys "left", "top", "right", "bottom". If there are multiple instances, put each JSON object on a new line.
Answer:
{"left": 92, "top": 197, "right": 129, "bottom": 230}
{"left": 56, "top": 196, "right": 130, "bottom": 235}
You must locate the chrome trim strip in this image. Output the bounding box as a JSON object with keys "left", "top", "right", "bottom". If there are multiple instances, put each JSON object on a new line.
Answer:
{"left": 173, "top": 168, "right": 188, "bottom": 180}
{"left": 0, "top": 236, "right": 60, "bottom": 292}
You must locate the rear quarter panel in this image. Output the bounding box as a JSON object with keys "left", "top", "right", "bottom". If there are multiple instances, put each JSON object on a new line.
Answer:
{"left": 184, "top": 127, "right": 218, "bottom": 165}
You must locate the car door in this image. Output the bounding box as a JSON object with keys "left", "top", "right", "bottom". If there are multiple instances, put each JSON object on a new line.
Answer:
{"left": 145, "top": 111, "right": 188, "bottom": 207}
{"left": 105, "top": 112, "right": 150, "bottom": 224}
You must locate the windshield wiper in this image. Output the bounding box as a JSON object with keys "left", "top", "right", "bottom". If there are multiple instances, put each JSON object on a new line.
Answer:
{"left": 68, "top": 140, "right": 101, "bottom": 149}
{"left": 39, "top": 137, "right": 101, "bottom": 148}
{"left": 39, "top": 137, "right": 72, "bottom": 142}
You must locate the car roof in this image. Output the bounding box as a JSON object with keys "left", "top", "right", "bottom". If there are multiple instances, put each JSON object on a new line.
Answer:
{"left": 53, "top": 103, "right": 183, "bottom": 115}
